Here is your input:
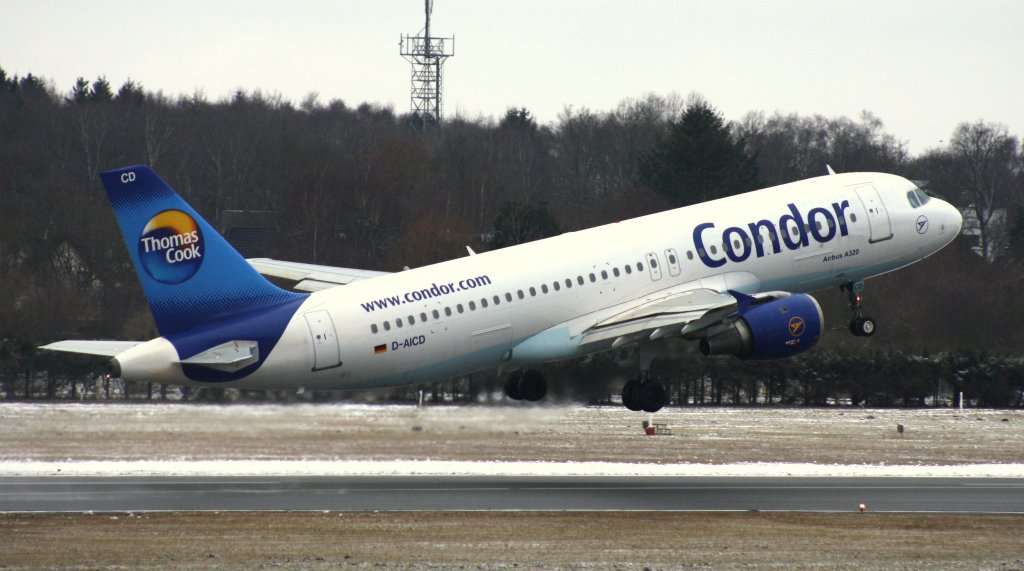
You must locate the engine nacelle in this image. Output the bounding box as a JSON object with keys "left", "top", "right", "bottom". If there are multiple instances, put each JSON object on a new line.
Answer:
{"left": 699, "top": 293, "right": 823, "bottom": 360}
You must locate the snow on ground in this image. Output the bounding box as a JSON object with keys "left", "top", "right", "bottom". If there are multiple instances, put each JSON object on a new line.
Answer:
{"left": 3, "top": 460, "right": 1024, "bottom": 478}
{"left": 2, "top": 402, "right": 1022, "bottom": 477}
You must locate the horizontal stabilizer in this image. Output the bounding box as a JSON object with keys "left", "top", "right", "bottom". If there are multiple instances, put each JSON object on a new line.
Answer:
{"left": 179, "top": 340, "right": 259, "bottom": 371}
{"left": 248, "top": 258, "right": 389, "bottom": 289}
{"left": 39, "top": 340, "right": 143, "bottom": 357}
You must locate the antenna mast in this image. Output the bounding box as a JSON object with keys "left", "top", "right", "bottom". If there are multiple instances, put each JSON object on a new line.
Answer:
{"left": 400, "top": 0, "right": 455, "bottom": 129}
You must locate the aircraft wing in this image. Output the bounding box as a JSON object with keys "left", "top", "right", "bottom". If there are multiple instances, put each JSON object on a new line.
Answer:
{"left": 39, "top": 340, "right": 143, "bottom": 357}
{"left": 576, "top": 287, "right": 790, "bottom": 348}
{"left": 247, "top": 258, "right": 390, "bottom": 292}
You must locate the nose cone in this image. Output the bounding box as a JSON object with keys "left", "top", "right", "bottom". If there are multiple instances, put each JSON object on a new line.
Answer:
{"left": 939, "top": 198, "right": 963, "bottom": 236}
{"left": 949, "top": 201, "right": 964, "bottom": 235}
{"left": 931, "top": 198, "right": 963, "bottom": 246}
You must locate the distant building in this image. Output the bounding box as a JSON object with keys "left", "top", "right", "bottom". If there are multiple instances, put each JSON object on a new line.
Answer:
{"left": 959, "top": 206, "right": 1008, "bottom": 262}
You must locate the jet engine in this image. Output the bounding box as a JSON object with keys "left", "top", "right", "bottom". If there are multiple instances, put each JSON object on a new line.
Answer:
{"left": 699, "top": 294, "right": 823, "bottom": 360}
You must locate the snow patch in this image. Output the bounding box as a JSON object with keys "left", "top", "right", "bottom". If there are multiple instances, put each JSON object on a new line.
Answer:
{"left": 3, "top": 460, "right": 1023, "bottom": 478}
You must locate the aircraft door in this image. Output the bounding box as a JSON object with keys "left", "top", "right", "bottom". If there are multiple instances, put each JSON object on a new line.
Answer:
{"left": 304, "top": 310, "right": 342, "bottom": 371}
{"left": 853, "top": 184, "right": 893, "bottom": 243}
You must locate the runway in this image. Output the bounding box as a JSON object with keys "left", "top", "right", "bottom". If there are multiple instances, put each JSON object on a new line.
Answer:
{"left": 2, "top": 476, "right": 1023, "bottom": 513}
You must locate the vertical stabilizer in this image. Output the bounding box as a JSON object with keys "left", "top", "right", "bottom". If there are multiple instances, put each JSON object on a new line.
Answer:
{"left": 100, "top": 165, "right": 306, "bottom": 337}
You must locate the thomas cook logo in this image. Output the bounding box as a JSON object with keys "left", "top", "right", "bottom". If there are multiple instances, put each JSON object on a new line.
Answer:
{"left": 788, "top": 316, "right": 806, "bottom": 337}
{"left": 138, "top": 210, "right": 204, "bottom": 284}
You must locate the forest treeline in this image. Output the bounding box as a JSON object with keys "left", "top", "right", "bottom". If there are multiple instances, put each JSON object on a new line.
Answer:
{"left": 1, "top": 68, "right": 1023, "bottom": 405}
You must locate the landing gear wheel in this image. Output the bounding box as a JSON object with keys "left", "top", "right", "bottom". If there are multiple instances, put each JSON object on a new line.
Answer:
{"left": 518, "top": 370, "right": 547, "bottom": 402}
{"left": 849, "top": 316, "right": 876, "bottom": 337}
{"left": 640, "top": 382, "right": 667, "bottom": 413}
{"left": 622, "top": 379, "right": 644, "bottom": 412}
{"left": 504, "top": 370, "right": 524, "bottom": 400}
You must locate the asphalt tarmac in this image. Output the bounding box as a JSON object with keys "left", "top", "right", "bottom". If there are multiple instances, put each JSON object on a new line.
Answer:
{"left": 2, "top": 476, "right": 1023, "bottom": 513}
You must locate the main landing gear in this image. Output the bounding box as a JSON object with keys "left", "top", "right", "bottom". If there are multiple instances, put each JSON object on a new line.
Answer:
{"left": 621, "top": 338, "right": 668, "bottom": 412}
{"left": 621, "top": 375, "right": 667, "bottom": 413}
{"left": 841, "top": 282, "right": 876, "bottom": 337}
{"left": 504, "top": 369, "right": 547, "bottom": 402}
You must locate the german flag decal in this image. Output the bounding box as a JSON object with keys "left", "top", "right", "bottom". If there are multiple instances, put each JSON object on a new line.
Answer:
{"left": 374, "top": 344, "right": 387, "bottom": 354}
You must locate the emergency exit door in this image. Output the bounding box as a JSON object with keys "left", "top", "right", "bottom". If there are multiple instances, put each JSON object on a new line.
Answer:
{"left": 304, "top": 310, "right": 341, "bottom": 371}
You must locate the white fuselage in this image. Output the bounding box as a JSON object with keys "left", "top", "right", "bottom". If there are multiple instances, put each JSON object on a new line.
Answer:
{"left": 121, "top": 173, "right": 962, "bottom": 389}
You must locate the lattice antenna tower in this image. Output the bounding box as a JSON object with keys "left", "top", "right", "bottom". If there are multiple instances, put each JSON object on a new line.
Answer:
{"left": 400, "top": 0, "right": 454, "bottom": 129}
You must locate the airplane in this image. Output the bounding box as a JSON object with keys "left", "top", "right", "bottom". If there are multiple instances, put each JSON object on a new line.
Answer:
{"left": 41, "top": 165, "right": 963, "bottom": 412}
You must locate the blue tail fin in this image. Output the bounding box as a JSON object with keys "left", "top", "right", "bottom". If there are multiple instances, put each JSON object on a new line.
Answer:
{"left": 100, "top": 165, "right": 306, "bottom": 337}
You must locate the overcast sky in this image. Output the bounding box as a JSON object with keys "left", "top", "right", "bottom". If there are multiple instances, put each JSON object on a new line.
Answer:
{"left": 3, "top": 0, "right": 1022, "bottom": 155}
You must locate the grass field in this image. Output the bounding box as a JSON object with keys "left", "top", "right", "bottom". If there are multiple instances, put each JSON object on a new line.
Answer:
{"left": 2, "top": 511, "right": 1023, "bottom": 570}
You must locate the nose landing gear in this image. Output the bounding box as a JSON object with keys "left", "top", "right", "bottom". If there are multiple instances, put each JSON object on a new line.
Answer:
{"left": 842, "top": 282, "right": 876, "bottom": 337}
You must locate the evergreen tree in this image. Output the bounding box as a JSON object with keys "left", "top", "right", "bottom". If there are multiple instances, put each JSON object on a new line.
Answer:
{"left": 640, "top": 100, "right": 758, "bottom": 206}
{"left": 487, "top": 201, "right": 559, "bottom": 249}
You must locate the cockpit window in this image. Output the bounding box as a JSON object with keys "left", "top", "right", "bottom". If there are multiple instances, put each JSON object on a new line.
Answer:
{"left": 907, "top": 190, "right": 921, "bottom": 208}
{"left": 906, "top": 188, "right": 931, "bottom": 208}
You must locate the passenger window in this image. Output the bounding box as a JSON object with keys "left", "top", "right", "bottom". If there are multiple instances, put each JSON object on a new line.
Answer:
{"left": 851, "top": 213, "right": 858, "bottom": 223}
{"left": 577, "top": 276, "right": 584, "bottom": 285}
{"left": 408, "top": 315, "right": 415, "bottom": 324}
{"left": 505, "top": 292, "right": 513, "bottom": 302}
{"left": 432, "top": 309, "right": 440, "bottom": 319}
{"left": 530, "top": 287, "right": 537, "bottom": 296}
{"left": 541, "top": 284, "right": 549, "bottom": 294}
{"left": 457, "top": 304, "right": 464, "bottom": 314}
{"left": 710, "top": 246, "right": 718, "bottom": 255}
{"left": 668, "top": 253, "right": 677, "bottom": 264}
{"left": 481, "top": 298, "right": 488, "bottom": 308}
{"left": 445, "top": 307, "right": 452, "bottom": 317}
{"left": 553, "top": 281, "right": 560, "bottom": 291}
{"left": 371, "top": 324, "right": 379, "bottom": 334}
{"left": 384, "top": 321, "right": 391, "bottom": 331}
{"left": 396, "top": 318, "right": 403, "bottom": 328}
{"left": 613, "top": 268, "right": 620, "bottom": 277}
{"left": 565, "top": 278, "right": 572, "bottom": 288}
{"left": 637, "top": 262, "right": 644, "bottom": 271}
{"left": 469, "top": 301, "right": 477, "bottom": 310}
{"left": 733, "top": 239, "right": 740, "bottom": 249}
{"left": 589, "top": 273, "right": 596, "bottom": 282}
{"left": 518, "top": 290, "right": 525, "bottom": 299}
{"left": 420, "top": 312, "right": 427, "bottom": 322}
{"left": 601, "top": 270, "right": 608, "bottom": 280}
{"left": 494, "top": 295, "right": 501, "bottom": 305}
{"left": 686, "top": 251, "right": 694, "bottom": 260}
{"left": 625, "top": 265, "right": 632, "bottom": 274}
